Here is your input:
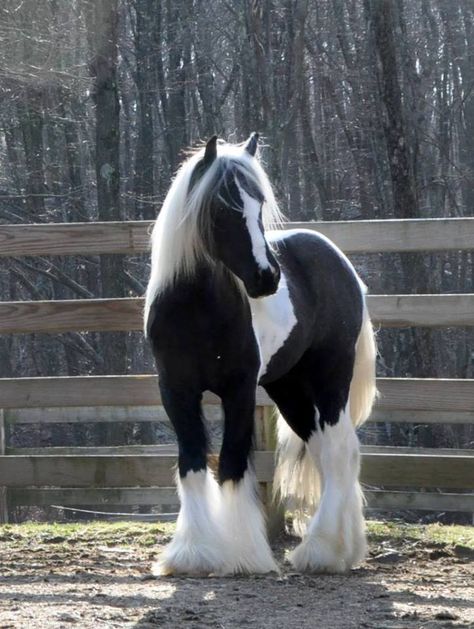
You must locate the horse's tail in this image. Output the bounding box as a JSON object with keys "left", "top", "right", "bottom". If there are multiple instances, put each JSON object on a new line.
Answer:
{"left": 349, "top": 301, "right": 378, "bottom": 427}
{"left": 273, "top": 299, "right": 377, "bottom": 536}
{"left": 273, "top": 414, "right": 320, "bottom": 537}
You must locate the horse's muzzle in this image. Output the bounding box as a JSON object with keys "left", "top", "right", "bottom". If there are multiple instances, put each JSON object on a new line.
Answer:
{"left": 246, "top": 265, "right": 281, "bottom": 298}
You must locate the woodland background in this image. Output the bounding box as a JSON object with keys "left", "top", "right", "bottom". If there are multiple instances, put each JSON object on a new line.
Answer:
{"left": 0, "top": 0, "right": 473, "bottom": 459}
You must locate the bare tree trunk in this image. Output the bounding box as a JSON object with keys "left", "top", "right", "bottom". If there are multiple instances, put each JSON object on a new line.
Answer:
{"left": 279, "top": 0, "right": 307, "bottom": 217}
{"left": 133, "top": 0, "right": 156, "bottom": 220}
{"left": 86, "top": 0, "right": 127, "bottom": 445}
{"left": 366, "top": 0, "right": 435, "bottom": 377}
{"left": 18, "top": 88, "right": 46, "bottom": 218}
{"left": 164, "top": 0, "right": 188, "bottom": 170}
{"left": 299, "top": 68, "right": 329, "bottom": 219}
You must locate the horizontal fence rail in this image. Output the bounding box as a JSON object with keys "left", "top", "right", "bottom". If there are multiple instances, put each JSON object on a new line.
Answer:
{"left": 0, "top": 376, "right": 473, "bottom": 412}
{"left": 363, "top": 490, "right": 474, "bottom": 512}
{"left": 1, "top": 218, "right": 474, "bottom": 257}
{"left": 4, "top": 405, "right": 474, "bottom": 426}
{"left": 1, "top": 294, "right": 474, "bottom": 334}
{"left": 1, "top": 452, "right": 473, "bottom": 490}
{"left": 7, "top": 487, "right": 474, "bottom": 513}
{"left": 6, "top": 444, "right": 473, "bottom": 457}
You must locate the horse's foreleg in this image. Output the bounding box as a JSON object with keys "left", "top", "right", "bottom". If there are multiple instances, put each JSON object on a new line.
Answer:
{"left": 152, "top": 385, "right": 228, "bottom": 576}
{"left": 216, "top": 380, "right": 278, "bottom": 574}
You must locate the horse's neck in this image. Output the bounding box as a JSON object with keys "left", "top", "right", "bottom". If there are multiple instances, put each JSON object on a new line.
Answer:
{"left": 168, "top": 262, "right": 248, "bottom": 318}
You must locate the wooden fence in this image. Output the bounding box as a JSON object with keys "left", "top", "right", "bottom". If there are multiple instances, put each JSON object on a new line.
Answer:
{"left": 0, "top": 218, "right": 473, "bottom": 523}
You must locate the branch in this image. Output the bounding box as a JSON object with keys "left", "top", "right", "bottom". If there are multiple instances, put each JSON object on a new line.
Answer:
{"left": 60, "top": 332, "right": 105, "bottom": 369}
{"left": 14, "top": 258, "right": 94, "bottom": 299}
{"left": 123, "top": 269, "right": 145, "bottom": 295}
{"left": 9, "top": 268, "right": 44, "bottom": 300}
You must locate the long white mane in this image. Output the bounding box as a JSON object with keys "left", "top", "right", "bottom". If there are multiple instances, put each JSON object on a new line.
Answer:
{"left": 144, "top": 141, "right": 283, "bottom": 330}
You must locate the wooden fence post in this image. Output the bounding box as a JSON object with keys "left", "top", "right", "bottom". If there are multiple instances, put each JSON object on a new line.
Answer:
{"left": 254, "top": 404, "right": 284, "bottom": 540}
{"left": 0, "top": 410, "right": 8, "bottom": 523}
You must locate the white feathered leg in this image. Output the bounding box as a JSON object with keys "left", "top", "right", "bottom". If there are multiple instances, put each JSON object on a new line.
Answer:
{"left": 289, "top": 406, "right": 366, "bottom": 573}
{"left": 152, "top": 468, "right": 229, "bottom": 576}
{"left": 217, "top": 469, "right": 278, "bottom": 574}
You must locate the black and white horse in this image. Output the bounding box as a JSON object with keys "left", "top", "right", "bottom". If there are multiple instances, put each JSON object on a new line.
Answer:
{"left": 144, "top": 134, "right": 377, "bottom": 576}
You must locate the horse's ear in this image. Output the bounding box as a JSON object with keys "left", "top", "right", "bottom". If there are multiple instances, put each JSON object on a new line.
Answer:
{"left": 244, "top": 132, "right": 259, "bottom": 156}
{"left": 204, "top": 135, "right": 218, "bottom": 165}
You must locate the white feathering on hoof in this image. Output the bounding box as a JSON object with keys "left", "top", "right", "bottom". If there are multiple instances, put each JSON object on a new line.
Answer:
{"left": 287, "top": 409, "right": 367, "bottom": 573}
{"left": 273, "top": 299, "right": 376, "bottom": 548}
{"left": 152, "top": 469, "right": 230, "bottom": 576}
{"left": 288, "top": 532, "right": 347, "bottom": 574}
{"left": 218, "top": 469, "right": 278, "bottom": 574}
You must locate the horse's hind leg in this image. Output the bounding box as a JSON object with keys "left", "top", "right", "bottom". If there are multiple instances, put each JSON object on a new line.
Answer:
{"left": 290, "top": 363, "right": 366, "bottom": 573}
{"left": 152, "top": 383, "right": 228, "bottom": 576}
{"left": 216, "top": 377, "right": 278, "bottom": 574}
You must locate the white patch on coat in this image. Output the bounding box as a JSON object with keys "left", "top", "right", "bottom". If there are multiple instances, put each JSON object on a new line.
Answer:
{"left": 235, "top": 180, "right": 272, "bottom": 271}
{"left": 218, "top": 469, "right": 278, "bottom": 574}
{"left": 152, "top": 469, "right": 230, "bottom": 576}
{"left": 288, "top": 406, "right": 366, "bottom": 573}
{"left": 249, "top": 271, "right": 297, "bottom": 378}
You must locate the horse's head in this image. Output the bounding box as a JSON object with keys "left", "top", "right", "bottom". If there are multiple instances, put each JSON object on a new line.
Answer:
{"left": 189, "top": 134, "right": 281, "bottom": 298}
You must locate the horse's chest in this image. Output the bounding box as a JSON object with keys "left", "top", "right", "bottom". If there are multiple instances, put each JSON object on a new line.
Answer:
{"left": 249, "top": 275, "right": 297, "bottom": 378}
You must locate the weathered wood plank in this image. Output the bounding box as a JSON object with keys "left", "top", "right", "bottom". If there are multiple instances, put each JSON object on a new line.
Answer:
{"left": 364, "top": 490, "right": 474, "bottom": 512}
{"left": 0, "top": 375, "right": 225, "bottom": 409}
{"left": 361, "top": 445, "right": 474, "bottom": 456}
{"left": 1, "top": 376, "right": 473, "bottom": 413}
{"left": 0, "top": 451, "right": 473, "bottom": 489}
{"left": 289, "top": 218, "right": 474, "bottom": 253}
{"left": 369, "top": 409, "right": 474, "bottom": 424}
{"left": 1, "top": 218, "right": 474, "bottom": 257}
{"left": 4, "top": 404, "right": 473, "bottom": 426}
{"left": 9, "top": 487, "right": 473, "bottom": 513}
{"left": 3, "top": 406, "right": 183, "bottom": 424}
{"left": 368, "top": 294, "right": 474, "bottom": 328}
{"left": 375, "top": 378, "right": 474, "bottom": 412}
{"left": 9, "top": 443, "right": 471, "bottom": 458}
{"left": 0, "top": 453, "right": 273, "bottom": 487}
{"left": 6, "top": 444, "right": 179, "bottom": 456}
{"left": 0, "top": 221, "right": 152, "bottom": 257}
{"left": 0, "top": 298, "right": 143, "bottom": 334}
{"left": 360, "top": 453, "right": 474, "bottom": 489}
{"left": 1, "top": 294, "right": 472, "bottom": 334}
{"left": 8, "top": 487, "right": 177, "bottom": 507}
{"left": 3, "top": 406, "right": 172, "bottom": 425}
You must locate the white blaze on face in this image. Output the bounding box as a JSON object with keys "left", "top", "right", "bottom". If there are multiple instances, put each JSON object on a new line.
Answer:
{"left": 235, "top": 180, "right": 272, "bottom": 271}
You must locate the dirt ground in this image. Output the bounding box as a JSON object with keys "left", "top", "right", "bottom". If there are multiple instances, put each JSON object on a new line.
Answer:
{"left": 0, "top": 521, "right": 473, "bottom": 629}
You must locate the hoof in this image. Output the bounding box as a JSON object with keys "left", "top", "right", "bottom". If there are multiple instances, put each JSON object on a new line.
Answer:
{"left": 288, "top": 536, "right": 347, "bottom": 574}
{"left": 219, "top": 556, "right": 279, "bottom": 576}
{"left": 344, "top": 532, "right": 367, "bottom": 568}
{"left": 151, "top": 559, "right": 210, "bottom": 577}
{"left": 152, "top": 541, "right": 229, "bottom": 577}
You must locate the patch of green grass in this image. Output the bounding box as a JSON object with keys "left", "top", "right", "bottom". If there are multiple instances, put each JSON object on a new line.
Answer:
{"left": 1, "top": 519, "right": 473, "bottom": 550}
{"left": 0, "top": 520, "right": 175, "bottom": 547}
{"left": 367, "top": 519, "right": 474, "bottom": 549}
